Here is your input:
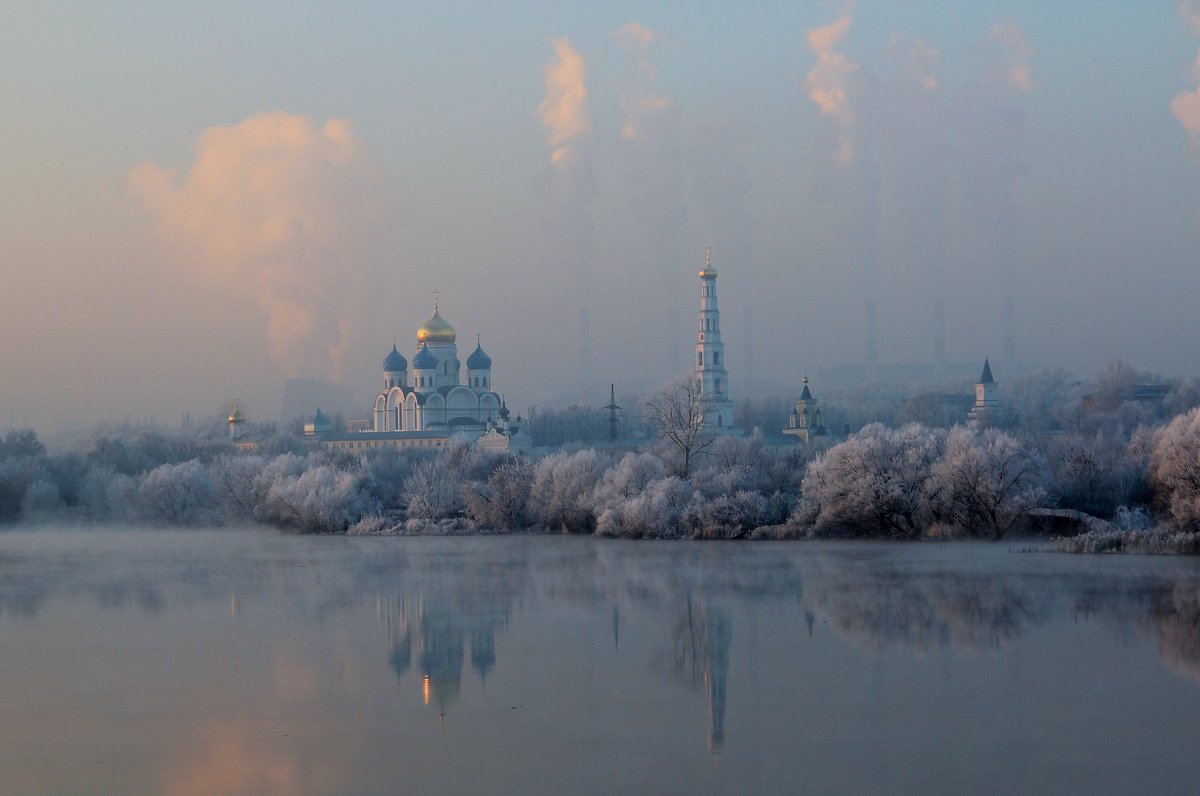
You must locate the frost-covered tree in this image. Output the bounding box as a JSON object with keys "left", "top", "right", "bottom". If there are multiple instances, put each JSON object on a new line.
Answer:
{"left": 1150, "top": 407, "right": 1200, "bottom": 532}
{"left": 682, "top": 489, "right": 770, "bottom": 539}
{"left": 1045, "top": 431, "right": 1149, "bottom": 518}
{"left": 0, "top": 429, "right": 46, "bottom": 461}
{"left": 591, "top": 452, "right": 668, "bottom": 508}
{"left": 78, "top": 466, "right": 137, "bottom": 522}
{"left": 464, "top": 457, "right": 534, "bottom": 530}
{"left": 595, "top": 476, "right": 691, "bottom": 538}
{"left": 259, "top": 463, "right": 370, "bottom": 533}
{"left": 210, "top": 454, "right": 266, "bottom": 522}
{"left": 400, "top": 457, "right": 464, "bottom": 521}
{"left": 801, "top": 423, "right": 941, "bottom": 538}
{"left": 926, "top": 426, "right": 1045, "bottom": 538}
{"left": 136, "top": 460, "right": 215, "bottom": 526}
{"left": 529, "top": 449, "right": 606, "bottom": 532}
{"left": 643, "top": 376, "right": 715, "bottom": 477}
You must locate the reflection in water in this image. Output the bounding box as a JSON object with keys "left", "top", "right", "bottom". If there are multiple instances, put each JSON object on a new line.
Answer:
{"left": 3, "top": 531, "right": 1200, "bottom": 794}
{"left": 385, "top": 579, "right": 515, "bottom": 712}
{"left": 667, "top": 598, "right": 732, "bottom": 750}
{"left": 1154, "top": 586, "right": 1200, "bottom": 681}
{"left": 806, "top": 571, "right": 1052, "bottom": 652}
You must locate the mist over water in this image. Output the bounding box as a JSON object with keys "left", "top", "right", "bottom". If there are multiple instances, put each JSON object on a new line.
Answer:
{"left": 2, "top": 528, "right": 1200, "bottom": 794}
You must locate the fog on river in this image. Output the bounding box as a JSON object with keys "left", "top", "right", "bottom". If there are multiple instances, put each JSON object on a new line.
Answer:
{"left": 2, "top": 528, "right": 1199, "bottom": 795}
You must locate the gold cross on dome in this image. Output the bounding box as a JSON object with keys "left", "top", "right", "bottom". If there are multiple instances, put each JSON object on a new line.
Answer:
{"left": 432, "top": 289, "right": 439, "bottom": 311}
{"left": 705, "top": 244, "right": 712, "bottom": 267}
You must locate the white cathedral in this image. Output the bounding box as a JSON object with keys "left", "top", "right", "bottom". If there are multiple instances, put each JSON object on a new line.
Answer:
{"left": 372, "top": 293, "right": 511, "bottom": 435}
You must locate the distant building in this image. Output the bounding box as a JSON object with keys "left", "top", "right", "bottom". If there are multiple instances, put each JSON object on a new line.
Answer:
{"left": 782, "top": 377, "right": 827, "bottom": 443}
{"left": 967, "top": 359, "right": 1000, "bottom": 429}
{"left": 1081, "top": 383, "right": 1171, "bottom": 414}
{"left": 298, "top": 293, "right": 531, "bottom": 453}
{"left": 227, "top": 401, "right": 246, "bottom": 439}
{"left": 696, "top": 246, "right": 737, "bottom": 433}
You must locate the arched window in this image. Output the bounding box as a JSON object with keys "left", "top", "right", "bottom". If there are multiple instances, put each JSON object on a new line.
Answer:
{"left": 718, "top": 414, "right": 723, "bottom": 426}
{"left": 698, "top": 352, "right": 703, "bottom": 366}
{"left": 714, "top": 352, "right": 721, "bottom": 366}
{"left": 715, "top": 378, "right": 722, "bottom": 394}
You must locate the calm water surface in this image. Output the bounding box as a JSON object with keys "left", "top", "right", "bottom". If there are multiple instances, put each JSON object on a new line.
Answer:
{"left": 1, "top": 528, "right": 1199, "bottom": 795}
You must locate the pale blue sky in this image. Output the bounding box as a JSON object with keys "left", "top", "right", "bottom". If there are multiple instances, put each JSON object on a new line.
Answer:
{"left": 2, "top": 1, "right": 1199, "bottom": 430}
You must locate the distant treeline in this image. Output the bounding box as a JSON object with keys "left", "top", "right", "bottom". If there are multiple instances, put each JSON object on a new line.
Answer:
{"left": 1, "top": 361, "right": 1199, "bottom": 544}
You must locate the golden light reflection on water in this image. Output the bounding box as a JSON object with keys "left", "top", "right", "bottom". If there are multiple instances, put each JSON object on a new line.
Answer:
{"left": 161, "top": 722, "right": 298, "bottom": 796}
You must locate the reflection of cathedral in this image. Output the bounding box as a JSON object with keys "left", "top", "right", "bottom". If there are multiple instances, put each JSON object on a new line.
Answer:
{"left": 386, "top": 592, "right": 510, "bottom": 712}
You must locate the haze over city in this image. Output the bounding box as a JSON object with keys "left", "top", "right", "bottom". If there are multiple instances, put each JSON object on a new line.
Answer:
{"left": 4, "top": 0, "right": 1200, "bottom": 433}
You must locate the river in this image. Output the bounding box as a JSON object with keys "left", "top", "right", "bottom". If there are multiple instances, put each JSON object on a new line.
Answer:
{"left": 1, "top": 527, "right": 1198, "bottom": 795}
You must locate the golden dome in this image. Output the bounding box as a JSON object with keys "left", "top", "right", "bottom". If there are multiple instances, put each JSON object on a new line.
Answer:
{"left": 699, "top": 244, "right": 718, "bottom": 278}
{"left": 227, "top": 400, "right": 246, "bottom": 424}
{"left": 417, "top": 308, "right": 456, "bottom": 345}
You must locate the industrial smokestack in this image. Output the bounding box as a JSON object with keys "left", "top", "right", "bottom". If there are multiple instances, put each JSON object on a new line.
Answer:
{"left": 865, "top": 298, "right": 878, "bottom": 383}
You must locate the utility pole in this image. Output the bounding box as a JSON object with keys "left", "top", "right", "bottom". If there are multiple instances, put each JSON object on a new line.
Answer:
{"left": 604, "top": 384, "right": 622, "bottom": 443}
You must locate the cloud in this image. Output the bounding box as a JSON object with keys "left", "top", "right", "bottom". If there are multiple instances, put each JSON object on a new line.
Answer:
{"left": 538, "top": 37, "right": 590, "bottom": 167}
{"left": 989, "top": 23, "right": 1033, "bottom": 92}
{"left": 804, "top": 10, "right": 860, "bottom": 166}
{"left": 129, "top": 111, "right": 385, "bottom": 380}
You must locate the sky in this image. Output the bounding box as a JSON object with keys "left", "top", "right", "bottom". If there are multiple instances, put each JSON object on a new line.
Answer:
{"left": 3, "top": 1, "right": 1200, "bottom": 432}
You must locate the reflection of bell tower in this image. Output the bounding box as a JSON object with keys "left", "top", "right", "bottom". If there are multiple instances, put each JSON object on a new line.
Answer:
{"left": 704, "top": 606, "right": 731, "bottom": 752}
{"left": 471, "top": 625, "right": 496, "bottom": 682}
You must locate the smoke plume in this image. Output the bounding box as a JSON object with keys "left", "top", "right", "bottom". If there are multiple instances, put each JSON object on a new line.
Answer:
{"left": 1172, "top": 1, "right": 1200, "bottom": 148}
{"left": 804, "top": 5, "right": 880, "bottom": 379}
{"left": 804, "top": 8, "right": 860, "bottom": 167}
{"left": 883, "top": 34, "right": 948, "bottom": 370}
{"left": 616, "top": 22, "right": 687, "bottom": 374}
{"left": 953, "top": 24, "right": 1034, "bottom": 362}
{"left": 129, "top": 112, "right": 385, "bottom": 380}
{"left": 538, "top": 37, "right": 597, "bottom": 397}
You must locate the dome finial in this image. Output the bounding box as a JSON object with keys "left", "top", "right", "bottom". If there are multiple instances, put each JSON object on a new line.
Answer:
{"left": 706, "top": 243, "right": 712, "bottom": 268}
{"left": 433, "top": 288, "right": 439, "bottom": 312}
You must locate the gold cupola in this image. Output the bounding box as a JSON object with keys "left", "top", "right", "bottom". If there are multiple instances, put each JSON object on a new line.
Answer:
{"left": 699, "top": 244, "right": 718, "bottom": 278}
{"left": 416, "top": 291, "right": 456, "bottom": 345}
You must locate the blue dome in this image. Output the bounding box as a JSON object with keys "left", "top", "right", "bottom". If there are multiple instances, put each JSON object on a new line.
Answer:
{"left": 467, "top": 342, "right": 492, "bottom": 370}
{"left": 383, "top": 344, "right": 407, "bottom": 372}
{"left": 413, "top": 343, "right": 438, "bottom": 370}
{"left": 498, "top": 401, "right": 510, "bottom": 420}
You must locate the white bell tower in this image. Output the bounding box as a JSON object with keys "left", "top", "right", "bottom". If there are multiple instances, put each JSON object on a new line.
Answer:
{"left": 696, "top": 245, "right": 735, "bottom": 430}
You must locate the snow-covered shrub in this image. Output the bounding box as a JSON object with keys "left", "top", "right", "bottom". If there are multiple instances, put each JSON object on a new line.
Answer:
{"left": 595, "top": 476, "right": 691, "bottom": 538}
{"left": 400, "top": 457, "right": 464, "bottom": 521}
{"left": 1150, "top": 407, "right": 1200, "bottom": 532}
{"left": 258, "top": 464, "right": 370, "bottom": 533}
{"left": 464, "top": 457, "right": 534, "bottom": 530}
{"left": 683, "top": 489, "right": 770, "bottom": 539}
{"left": 925, "top": 426, "right": 1045, "bottom": 539}
{"left": 529, "top": 449, "right": 606, "bottom": 533}
{"left": 135, "top": 460, "right": 215, "bottom": 526}
{"left": 801, "top": 423, "right": 941, "bottom": 538}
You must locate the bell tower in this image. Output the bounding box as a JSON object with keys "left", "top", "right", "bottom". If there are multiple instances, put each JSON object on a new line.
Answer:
{"left": 696, "top": 246, "right": 735, "bottom": 430}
